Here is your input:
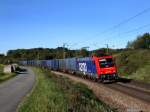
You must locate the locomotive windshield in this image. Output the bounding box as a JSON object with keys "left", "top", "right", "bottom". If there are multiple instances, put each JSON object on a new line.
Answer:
{"left": 99, "top": 58, "right": 114, "bottom": 68}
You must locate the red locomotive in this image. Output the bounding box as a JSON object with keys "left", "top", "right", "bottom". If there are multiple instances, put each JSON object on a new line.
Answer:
{"left": 92, "top": 56, "right": 118, "bottom": 81}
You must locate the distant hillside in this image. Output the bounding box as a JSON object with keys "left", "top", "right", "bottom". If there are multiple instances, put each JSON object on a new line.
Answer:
{"left": 115, "top": 49, "right": 150, "bottom": 83}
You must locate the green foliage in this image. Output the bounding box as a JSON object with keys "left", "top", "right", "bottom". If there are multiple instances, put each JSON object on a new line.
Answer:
{"left": 79, "top": 48, "right": 89, "bottom": 57}
{"left": 0, "top": 72, "right": 16, "bottom": 83}
{"left": 0, "top": 64, "right": 4, "bottom": 72}
{"left": 7, "top": 48, "right": 56, "bottom": 60}
{"left": 18, "top": 68, "right": 68, "bottom": 112}
{"left": 115, "top": 49, "right": 150, "bottom": 82}
{"left": 129, "top": 63, "right": 150, "bottom": 82}
{"left": 4, "top": 47, "right": 91, "bottom": 63}
{"left": 0, "top": 64, "right": 17, "bottom": 83}
{"left": 6, "top": 47, "right": 80, "bottom": 61}
{"left": 18, "top": 68, "right": 115, "bottom": 112}
{"left": 127, "top": 33, "right": 150, "bottom": 49}
{"left": 0, "top": 54, "right": 4, "bottom": 58}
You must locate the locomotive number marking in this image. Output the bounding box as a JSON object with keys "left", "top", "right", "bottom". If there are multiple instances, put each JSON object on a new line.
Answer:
{"left": 79, "top": 63, "right": 87, "bottom": 74}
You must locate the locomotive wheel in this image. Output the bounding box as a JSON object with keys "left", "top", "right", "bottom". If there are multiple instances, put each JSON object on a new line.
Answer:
{"left": 94, "top": 78, "right": 98, "bottom": 82}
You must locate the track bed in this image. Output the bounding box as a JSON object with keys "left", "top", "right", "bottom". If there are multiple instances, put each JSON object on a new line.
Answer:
{"left": 52, "top": 71, "right": 150, "bottom": 112}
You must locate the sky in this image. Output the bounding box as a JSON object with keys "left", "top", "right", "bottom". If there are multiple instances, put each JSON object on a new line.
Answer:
{"left": 0, "top": 0, "right": 150, "bottom": 54}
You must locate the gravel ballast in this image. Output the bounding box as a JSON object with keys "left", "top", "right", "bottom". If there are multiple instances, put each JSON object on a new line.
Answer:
{"left": 52, "top": 71, "right": 150, "bottom": 112}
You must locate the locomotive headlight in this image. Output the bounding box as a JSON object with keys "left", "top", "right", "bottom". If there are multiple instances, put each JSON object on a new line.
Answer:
{"left": 113, "top": 70, "right": 116, "bottom": 73}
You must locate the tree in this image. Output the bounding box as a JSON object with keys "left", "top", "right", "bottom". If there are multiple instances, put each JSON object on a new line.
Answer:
{"left": 80, "top": 48, "right": 89, "bottom": 57}
{"left": 0, "top": 54, "right": 4, "bottom": 58}
{"left": 126, "top": 33, "right": 150, "bottom": 49}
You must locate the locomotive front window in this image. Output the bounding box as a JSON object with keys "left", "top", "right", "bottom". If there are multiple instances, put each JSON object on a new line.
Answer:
{"left": 99, "top": 58, "right": 114, "bottom": 68}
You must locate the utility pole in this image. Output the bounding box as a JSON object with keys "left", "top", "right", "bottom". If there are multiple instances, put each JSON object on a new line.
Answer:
{"left": 37, "top": 52, "right": 40, "bottom": 60}
{"left": 63, "top": 43, "right": 67, "bottom": 59}
{"left": 75, "top": 49, "right": 78, "bottom": 57}
{"left": 82, "top": 46, "right": 89, "bottom": 50}
{"left": 105, "top": 44, "right": 109, "bottom": 55}
{"left": 68, "top": 43, "right": 78, "bottom": 57}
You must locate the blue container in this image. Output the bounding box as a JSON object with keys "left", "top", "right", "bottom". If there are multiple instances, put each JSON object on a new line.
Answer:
{"left": 58, "top": 59, "right": 66, "bottom": 71}
{"left": 76, "top": 57, "right": 97, "bottom": 75}
{"left": 35, "top": 60, "right": 40, "bottom": 66}
{"left": 51, "top": 59, "right": 59, "bottom": 70}
{"left": 65, "top": 58, "right": 77, "bottom": 72}
{"left": 20, "top": 61, "right": 27, "bottom": 65}
{"left": 45, "top": 60, "right": 52, "bottom": 69}
{"left": 32, "top": 60, "right": 36, "bottom": 66}
{"left": 27, "top": 60, "right": 30, "bottom": 65}
{"left": 37, "top": 60, "right": 44, "bottom": 67}
{"left": 34, "top": 60, "right": 39, "bottom": 66}
{"left": 41, "top": 60, "right": 48, "bottom": 67}
{"left": 38, "top": 60, "right": 42, "bottom": 66}
{"left": 27, "top": 60, "right": 34, "bottom": 65}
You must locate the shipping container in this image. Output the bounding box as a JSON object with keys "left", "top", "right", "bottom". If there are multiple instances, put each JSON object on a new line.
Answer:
{"left": 65, "top": 58, "right": 77, "bottom": 72}
{"left": 20, "top": 61, "right": 27, "bottom": 65}
{"left": 58, "top": 59, "right": 65, "bottom": 71}
{"left": 45, "top": 60, "right": 52, "bottom": 69}
{"left": 51, "top": 59, "right": 59, "bottom": 70}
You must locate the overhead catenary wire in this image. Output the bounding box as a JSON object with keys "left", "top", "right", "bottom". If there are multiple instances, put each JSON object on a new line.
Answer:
{"left": 90, "top": 23, "right": 150, "bottom": 50}
{"left": 101, "top": 23, "right": 150, "bottom": 41}
{"left": 94, "top": 7, "right": 150, "bottom": 38}
{"left": 89, "top": 23, "right": 150, "bottom": 49}
{"left": 122, "top": 23, "right": 150, "bottom": 34}
{"left": 99, "top": 23, "right": 150, "bottom": 40}
{"left": 75, "top": 7, "right": 150, "bottom": 48}
{"left": 106, "top": 7, "right": 150, "bottom": 31}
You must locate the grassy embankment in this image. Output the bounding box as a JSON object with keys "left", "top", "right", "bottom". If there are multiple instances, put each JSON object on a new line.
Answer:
{"left": 18, "top": 68, "right": 116, "bottom": 112}
{"left": 0, "top": 64, "right": 16, "bottom": 83}
{"left": 115, "top": 49, "right": 150, "bottom": 83}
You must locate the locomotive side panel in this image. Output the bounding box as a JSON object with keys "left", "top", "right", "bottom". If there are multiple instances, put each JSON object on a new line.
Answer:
{"left": 76, "top": 57, "right": 98, "bottom": 78}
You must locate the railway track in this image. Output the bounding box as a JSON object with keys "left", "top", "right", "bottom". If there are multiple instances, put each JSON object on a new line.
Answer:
{"left": 53, "top": 71, "right": 150, "bottom": 103}
{"left": 104, "top": 77, "right": 150, "bottom": 103}
{"left": 105, "top": 83, "right": 150, "bottom": 103}
{"left": 116, "top": 77, "right": 150, "bottom": 93}
{"left": 52, "top": 71, "right": 150, "bottom": 112}
{"left": 74, "top": 74, "right": 150, "bottom": 103}
{"left": 98, "top": 78, "right": 150, "bottom": 103}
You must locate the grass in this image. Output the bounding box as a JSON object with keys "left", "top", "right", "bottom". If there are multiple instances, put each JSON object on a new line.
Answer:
{"left": 18, "top": 68, "right": 116, "bottom": 112}
{"left": 114, "top": 49, "right": 150, "bottom": 83}
{"left": 0, "top": 64, "right": 4, "bottom": 72}
{"left": 0, "top": 72, "right": 16, "bottom": 83}
{"left": 128, "top": 63, "right": 150, "bottom": 82}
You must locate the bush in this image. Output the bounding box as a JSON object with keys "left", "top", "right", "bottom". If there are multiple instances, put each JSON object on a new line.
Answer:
{"left": 115, "top": 49, "right": 150, "bottom": 82}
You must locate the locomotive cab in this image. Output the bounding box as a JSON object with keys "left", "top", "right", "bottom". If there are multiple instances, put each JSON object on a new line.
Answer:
{"left": 93, "top": 56, "right": 118, "bottom": 81}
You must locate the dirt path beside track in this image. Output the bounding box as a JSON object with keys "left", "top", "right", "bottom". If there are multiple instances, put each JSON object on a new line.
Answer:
{"left": 52, "top": 71, "right": 150, "bottom": 112}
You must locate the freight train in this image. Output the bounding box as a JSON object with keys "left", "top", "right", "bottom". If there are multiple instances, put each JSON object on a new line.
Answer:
{"left": 20, "top": 56, "right": 118, "bottom": 82}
